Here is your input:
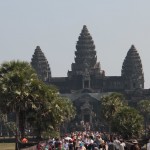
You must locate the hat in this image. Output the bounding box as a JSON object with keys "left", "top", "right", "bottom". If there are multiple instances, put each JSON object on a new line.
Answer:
{"left": 90, "top": 139, "right": 94, "bottom": 144}
{"left": 132, "top": 139, "right": 138, "bottom": 144}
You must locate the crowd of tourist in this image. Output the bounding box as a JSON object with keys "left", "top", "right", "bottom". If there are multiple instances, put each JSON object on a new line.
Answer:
{"left": 36, "top": 131, "right": 150, "bottom": 150}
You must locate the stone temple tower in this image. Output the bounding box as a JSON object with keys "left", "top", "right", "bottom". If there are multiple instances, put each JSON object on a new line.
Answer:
{"left": 68, "top": 25, "right": 101, "bottom": 76}
{"left": 121, "top": 45, "right": 144, "bottom": 90}
{"left": 31, "top": 46, "right": 51, "bottom": 82}
{"left": 68, "top": 25, "right": 103, "bottom": 89}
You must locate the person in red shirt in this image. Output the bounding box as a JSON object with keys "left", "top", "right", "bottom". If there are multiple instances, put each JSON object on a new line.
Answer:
{"left": 21, "top": 137, "right": 28, "bottom": 143}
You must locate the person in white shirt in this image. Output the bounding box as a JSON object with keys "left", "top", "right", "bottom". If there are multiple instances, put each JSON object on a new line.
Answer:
{"left": 147, "top": 139, "right": 150, "bottom": 150}
{"left": 119, "top": 139, "right": 126, "bottom": 150}
{"left": 113, "top": 137, "right": 120, "bottom": 150}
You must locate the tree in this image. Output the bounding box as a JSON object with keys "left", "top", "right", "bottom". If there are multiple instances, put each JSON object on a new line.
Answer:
{"left": 112, "top": 106, "right": 144, "bottom": 139}
{"left": 26, "top": 80, "right": 76, "bottom": 138}
{"left": 0, "top": 61, "right": 40, "bottom": 138}
{"left": 137, "top": 100, "right": 150, "bottom": 137}
{"left": 0, "top": 61, "right": 76, "bottom": 140}
{"left": 101, "top": 93, "right": 124, "bottom": 133}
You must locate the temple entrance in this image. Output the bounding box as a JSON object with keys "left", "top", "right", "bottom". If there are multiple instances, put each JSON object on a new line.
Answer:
{"left": 84, "top": 80, "right": 89, "bottom": 88}
{"left": 84, "top": 114, "right": 90, "bottom": 122}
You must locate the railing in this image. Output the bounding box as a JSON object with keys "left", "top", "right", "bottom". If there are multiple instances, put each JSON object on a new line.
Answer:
{"left": 18, "top": 142, "right": 38, "bottom": 150}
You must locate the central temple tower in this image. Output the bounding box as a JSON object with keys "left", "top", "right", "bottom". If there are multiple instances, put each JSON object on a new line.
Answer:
{"left": 68, "top": 25, "right": 104, "bottom": 89}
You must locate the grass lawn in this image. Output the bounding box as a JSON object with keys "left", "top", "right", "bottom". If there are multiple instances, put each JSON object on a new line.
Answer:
{"left": 0, "top": 143, "right": 15, "bottom": 150}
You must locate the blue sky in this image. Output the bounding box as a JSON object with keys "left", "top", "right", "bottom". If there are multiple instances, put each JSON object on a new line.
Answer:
{"left": 0, "top": 0, "right": 150, "bottom": 88}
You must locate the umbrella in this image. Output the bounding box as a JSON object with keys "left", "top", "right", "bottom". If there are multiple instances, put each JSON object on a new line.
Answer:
{"left": 65, "top": 137, "right": 72, "bottom": 140}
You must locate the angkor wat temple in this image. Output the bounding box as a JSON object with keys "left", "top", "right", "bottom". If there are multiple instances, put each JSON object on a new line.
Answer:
{"left": 31, "top": 25, "right": 150, "bottom": 131}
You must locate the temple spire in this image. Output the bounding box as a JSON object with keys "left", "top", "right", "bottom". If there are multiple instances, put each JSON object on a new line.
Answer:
{"left": 68, "top": 25, "right": 103, "bottom": 78}
{"left": 121, "top": 45, "right": 144, "bottom": 89}
{"left": 31, "top": 46, "right": 51, "bottom": 82}
{"left": 131, "top": 44, "right": 135, "bottom": 49}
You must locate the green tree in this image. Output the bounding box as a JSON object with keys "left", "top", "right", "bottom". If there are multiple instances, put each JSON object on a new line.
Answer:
{"left": 137, "top": 100, "right": 150, "bottom": 137}
{"left": 0, "top": 61, "right": 39, "bottom": 138}
{"left": 26, "top": 80, "right": 76, "bottom": 138}
{"left": 101, "top": 93, "right": 124, "bottom": 133}
{"left": 0, "top": 60, "right": 76, "bottom": 149}
{"left": 112, "top": 106, "right": 144, "bottom": 139}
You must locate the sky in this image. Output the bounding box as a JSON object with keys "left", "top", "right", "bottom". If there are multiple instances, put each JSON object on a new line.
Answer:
{"left": 0, "top": 1, "right": 150, "bottom": 88}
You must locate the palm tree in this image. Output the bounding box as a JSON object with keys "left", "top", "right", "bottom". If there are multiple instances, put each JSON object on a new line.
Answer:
{"left": 26, "top": 80, "right": 58, "bottom": 138}
{"left": 0, "top": 60, "right": 76, "bottom": 150}
{"left": 0, "top": 61, "right": 39, "bottom": 139}
{"left": 101, "top": 93, "right": 124, "bottom": 133}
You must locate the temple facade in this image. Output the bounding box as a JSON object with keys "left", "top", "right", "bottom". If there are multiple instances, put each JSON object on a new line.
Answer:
{"left": 31, "top": 25, "right": 150, "bottom": 131}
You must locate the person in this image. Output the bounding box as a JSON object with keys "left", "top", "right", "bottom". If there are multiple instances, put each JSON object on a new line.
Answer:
{"left": 54, "top": 138, "right": 61, "bottom": 149}
{"left": 48, "top": 141, "right": 54, "bottom": 150}
{"left": 108, "top": 139, "right": 116, "bottom": 150}
{"left": 114, "top": 137, "right": 120, "bottom": 150}
{"left": 45, "top": 140, "right": 50, "bottom": 150}
{"left": 78, "top": 142, "right": 86, "bottom": 150}
{"left": 57, "top": 142, "right": 65, "bottom": 150}
{"left": 63, "top": 139, "right": 69, "bottom": 150}
{"left": 87, "top": 138, "right": 95, "bottom": 150}
{"left": 45, "top": 144, "right": 50, "bottom": 150}
{"left": 147, "top": 139, "right": 150, "bottom": 150}
{"left": 68, "top": 139, "right": 74, "bottom": 150}
{"left": 95, "top": 134, "right": 103, "bottom": 149}
{"left": 119, "top": 139, "right": 126, "bottom": 150}
{"left": 21, "top": 137, "right": 28, "bottom": 143}
{"left": 130, "top": 139, "right": 140, "bottom": 150}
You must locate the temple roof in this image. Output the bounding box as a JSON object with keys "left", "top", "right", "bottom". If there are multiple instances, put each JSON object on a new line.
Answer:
{"left": 31, "top": 46, "right": 51, "bottom": 81}
{"left": 122, "top": 45, "right": 143, "bottom": 77}
{"left": 121, "top": 45, "right": 144, "bottom": 89}
{"left": 68, "top": 25, "right": 102, "bottom": 77}
{"left": 61, "top": 92, "right": 113, "bottom": 101}
{"left": 50, "top": 77, "right": 67, "bottom": 82}
{"left": 76, "top": 25, "right": 95, "bottom": 51}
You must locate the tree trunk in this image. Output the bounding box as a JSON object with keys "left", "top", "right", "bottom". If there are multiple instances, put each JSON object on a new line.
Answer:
{"left": 15, "top": 111, "right": 19, "bottom": 150}
{"left": 19, "top": 111, "right": 25, "bottom": 139}
{"left": 108, "top": 122, "right": 112, "bottom": 135}
{"left": 37, "top": 126, "right": 42, "bottom": 141}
